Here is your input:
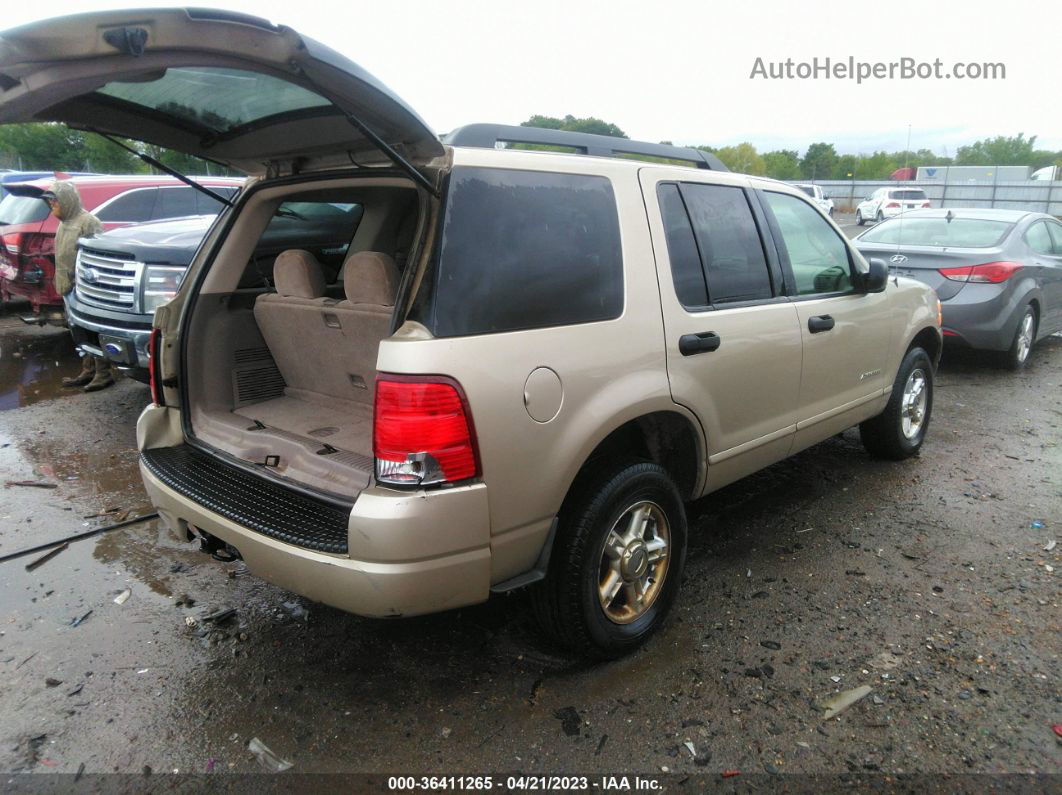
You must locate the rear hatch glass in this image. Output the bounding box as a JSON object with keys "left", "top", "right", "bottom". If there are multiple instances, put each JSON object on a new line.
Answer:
{"left": 0, "top": 192, "right": 49, "bottom": 225}
{"left": 889, "top": 190, "right": 928, "bottom": 201}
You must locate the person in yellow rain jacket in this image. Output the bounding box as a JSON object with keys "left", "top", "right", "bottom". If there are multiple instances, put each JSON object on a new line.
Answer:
{"left": 40, "top": 180, "right": 113, "bottom": 392}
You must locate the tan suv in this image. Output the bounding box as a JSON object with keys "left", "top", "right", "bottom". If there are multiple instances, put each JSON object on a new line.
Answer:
{"left": 0, "top": 9, "right": 942, "bottom": 658}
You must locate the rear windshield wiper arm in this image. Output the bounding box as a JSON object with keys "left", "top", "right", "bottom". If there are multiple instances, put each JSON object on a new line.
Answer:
{"left": 93, "top": 131, "right": 235, "bottom": 208}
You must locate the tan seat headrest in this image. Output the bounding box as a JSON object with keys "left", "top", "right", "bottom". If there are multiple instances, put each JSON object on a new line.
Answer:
{"left": 273, "top": 249, "right": 326, "bottom": 299}
{"left": 343, "top": 251, "right": 399, "bottom": 306}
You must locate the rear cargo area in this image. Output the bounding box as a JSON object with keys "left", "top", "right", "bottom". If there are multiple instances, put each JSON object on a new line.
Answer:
{"left": 181, "top": 177, "right": 423, "bottom": 500}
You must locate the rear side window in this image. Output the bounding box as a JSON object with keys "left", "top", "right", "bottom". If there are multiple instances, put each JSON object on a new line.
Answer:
{"left": 764, "top": 191, "right": 853, "bottom": 295}
{"left": 680, "top": 183, "right": 772, "bottom": 303}
{"left": 1048, "top": 221, "right": 1062, "bottom": 255}
{"left": 96, "top": 188, "right": 157, "bottom": 222}
{"left": 1026, "top": 221, "right": 1054, "bottom": 255}
{"left": 431, "top": 167, "right": 623, "bottom": 337}
{"left": 154, "top": 187, "right": 197, "bottom": 220}
{"left": 657, "top": 183, "right": 708, "bottom": 307}
{"left": 0, "top": 193, "right": 49, "bottom": 225}
{"left": 195, "top": 187, "right": 237, "bottom": 215}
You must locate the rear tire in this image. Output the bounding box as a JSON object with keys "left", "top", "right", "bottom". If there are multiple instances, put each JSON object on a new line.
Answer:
{"left": 1002, "top": 305, "right": 1036, "bottom": 371}
{"left": 860, "top": 346, "right": 933, "bottom": 460}
{"left": 531, "top": 461, "right": 687, "bottom": 659}
{"left": 855, "top": 210, "right": 865, "bottom": 226}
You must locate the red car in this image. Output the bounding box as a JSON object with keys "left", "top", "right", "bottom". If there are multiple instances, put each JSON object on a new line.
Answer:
{"left": 0, "top": 174, "right": 242, "bottom": 315}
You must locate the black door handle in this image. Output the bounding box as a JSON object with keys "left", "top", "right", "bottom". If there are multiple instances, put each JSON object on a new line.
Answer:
{"left": 808, "top": 314, "right": 835, "bottom": 333}
{"left": 679, "top": 331, "right": 721, "bottom": 356}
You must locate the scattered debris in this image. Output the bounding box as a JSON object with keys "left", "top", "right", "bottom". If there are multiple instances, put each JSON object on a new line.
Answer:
{"left": 206, "top": 758, "right": 216, "bottom": 773}
{"left": 830, "top": 675, "right": 842, "bottom": 683}
{"left": 684, "top": 741, "right": 696, "bottom": 757}
{"left": 1045, "top": 540, "right": 1057, "bottom": 552}
{"left": 760, "top": 640, "right": 782, "bottom": 650}
{"left": 175, "top": 594, "right": 196, "bottom": 608}
{"left": 24, "top": 543, "right": 68, "bottom": 572}
{"left": 169, "top": 562, "right": 187, "bottom": 573}
{"left": 722, "top": 770, "right": 740, "bottom": 778}
{"left": 819, "top": 685, "right": 873, "bottom": 720}
{"left": 1052, "top": 724, "right": 1062, "bottom": 738}
{"left": 184, "top": 616, "right": 198, "bottom": 629}
{"left": 67, "top": 684, "right": 84, "bottom": 697}
{"left": 248, "top": 737, "right": 293, "bottom": 773}
{"left": 114, "top": 589, "right": 131, "bottom": 605}
{"left": 554, "top": 706, "right": 581, "bottom": 737}
{"left": 71, "top": 610, "right": 92, "bottom": 627}
{"left": 872, "top": 695, "right": 885, "bottom": 706}
{"left": 5, "top": 480, "right": 58, "bottom": 489}
{"left": 45, "top": 677, "right": 63, "bottom": 687}
{"left": 1030, "top": 520, "right": 1045, "bottom": 529}
{"left": 595, "top": 734, "right": 608, "bottom": 756}
{"left": 440, "top": 727, "right": 452, "bottom": 739}
{"left": 845, "top": 569, "right": 866, "bottom": 576}
{"left": 75, "top": 762, "right": 85, "bottom": 781}
{"left": 203, "top": 608, "right": 237, "bottom": 625}
{"left": 16, "top": 652, "right": 38, "bottom": 669}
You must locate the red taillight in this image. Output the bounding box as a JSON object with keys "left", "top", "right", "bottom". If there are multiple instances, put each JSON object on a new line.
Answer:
{"left": 148, "top": 328, "right": 165, "bottom": 407}
{"left": 373, "top": 376, "right": 479, "bottom": 487}
{"left": 921, "top": 201, "right": 931, "bottom": 208}
{"left": 938, "top": 261, "right": 1022, "bottom": 284}
{"left": 1, "top": 232, "right": 24, "bottom": 255}
{"left": 885, "top": 202, "right": 901, "bottom": 208}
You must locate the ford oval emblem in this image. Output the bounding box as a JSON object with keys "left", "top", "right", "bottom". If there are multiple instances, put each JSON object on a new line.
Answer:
{"left": 890, "top": 254, "right": 908, "bottom": 264}
{"left": 104, "top": 343, "right": 122, "bottom": 355}
{"left": 82, "top": 267, "right": 99, "bottom": 284}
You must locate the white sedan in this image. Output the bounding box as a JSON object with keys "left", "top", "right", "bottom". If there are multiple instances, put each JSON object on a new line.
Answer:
{"left": 793, "top": 183, "right": 834, "bottom": 217}
{"left": 856, "top": 187, "right": 931, "bottom": 225}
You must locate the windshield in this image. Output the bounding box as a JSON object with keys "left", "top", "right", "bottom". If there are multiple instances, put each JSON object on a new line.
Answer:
{"left": 796, "top": 185, "right": 815, "bottom": 198}
{"left": 97, "top": 67, "right": 332, "bottom": 134}
{"left": 890, "top": 189, "right": 927, "bottom": 201}
{"left": 0, "top": 193, "right": 49, "bottom": 226}
{"left": 860, "top": 217, "right": 1013, "bottom": 248}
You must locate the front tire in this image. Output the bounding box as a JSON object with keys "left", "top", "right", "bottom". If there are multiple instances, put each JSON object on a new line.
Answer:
{"left": 855, "top": 210, "right": 865, "bottom": 226}
{"left": 1002, "top": 305, "right": 1036, "bottom": 371}
{"left": 860, "top": 346, "right": 933, "bottom": 460}
{"left": 531, "top": 461, "right": 687, "bottom": 659}
{"left": 875, "top": 210, "right": 884, "bottom": 224}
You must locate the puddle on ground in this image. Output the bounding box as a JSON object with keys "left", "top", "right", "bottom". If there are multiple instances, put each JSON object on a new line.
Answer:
{"left": 0, "top": 323, "right": 82, "bottom": 411}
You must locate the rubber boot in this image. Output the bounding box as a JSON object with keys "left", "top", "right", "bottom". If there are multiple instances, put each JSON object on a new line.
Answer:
{"left": 83, "top": 357, "right": 115, "bottom": 392}
{"left": 62, "top": 356, "right": 95, "bottom": 388}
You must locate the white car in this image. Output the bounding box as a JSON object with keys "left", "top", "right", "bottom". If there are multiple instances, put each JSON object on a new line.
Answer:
{"left": 794, "top": 183, "right": 834, "bottom": 216}
{"left": 856, "top": 187, "right": 931, "bottom": 225}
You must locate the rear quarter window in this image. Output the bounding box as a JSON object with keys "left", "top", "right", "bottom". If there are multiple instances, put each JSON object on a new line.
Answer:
{"left": 0, "top": 193, "right": 50, "bottom": 225}
{"left": 429, "top": 167, "right": 623, "bottom": 337}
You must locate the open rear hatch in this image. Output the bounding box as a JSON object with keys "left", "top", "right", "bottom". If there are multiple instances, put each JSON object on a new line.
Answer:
{"left": 0, "top": 7, "right": 443, "bottom": 175}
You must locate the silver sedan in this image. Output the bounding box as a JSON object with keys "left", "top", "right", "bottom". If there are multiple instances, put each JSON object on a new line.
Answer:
{"left": 854, "top": 208, "right": 1062, "bottom": 369}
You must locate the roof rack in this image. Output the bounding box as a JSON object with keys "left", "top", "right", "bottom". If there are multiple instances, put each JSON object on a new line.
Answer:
{"left": 442, "top": 123, "right": 729, "bottom": 171}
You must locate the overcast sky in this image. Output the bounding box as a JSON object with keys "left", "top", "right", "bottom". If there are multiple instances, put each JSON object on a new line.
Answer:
{"left": 4, "top": 0, "right": 1060, "bottom": 156}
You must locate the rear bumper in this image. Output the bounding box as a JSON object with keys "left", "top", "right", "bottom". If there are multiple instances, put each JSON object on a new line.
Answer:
{"left": 138, "top": 447, "right": 492, "bottom": 618}
{"left": 940, "top": 283, "right": 1028, "bottom": 352}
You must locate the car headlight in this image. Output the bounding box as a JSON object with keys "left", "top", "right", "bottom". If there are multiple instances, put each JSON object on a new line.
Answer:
{"left": 141, "top": 265, "right": 186, "bottom": 314}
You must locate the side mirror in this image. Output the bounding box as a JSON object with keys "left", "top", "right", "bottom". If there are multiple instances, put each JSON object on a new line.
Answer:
{"left": 859, "top": 258, "right": 889, "bottom": 293}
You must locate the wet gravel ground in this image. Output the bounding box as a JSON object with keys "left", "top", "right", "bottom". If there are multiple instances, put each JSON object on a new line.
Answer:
{"left": 0, "top": 311, "right": 1059, "bottom": 782}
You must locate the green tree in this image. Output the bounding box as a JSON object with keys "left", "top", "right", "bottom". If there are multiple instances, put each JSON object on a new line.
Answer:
{"left": 713, "top": 142, "right": 765, "bottom": 175}
{"left": 955, "top": 133, "right": 1037, "bottom": 166}
{"left": 521, "top": 114, "right": 627, "bottom": 138}
{"left": 763, "top": 149, "right": 801, "bottom": 180}
{"left": 801, "top": 142, "right": 838, "bottom": 180}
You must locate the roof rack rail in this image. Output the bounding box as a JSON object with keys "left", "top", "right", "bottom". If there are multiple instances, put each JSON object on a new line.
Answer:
{"left": 442, "top": 123, "right": 729, "bottom": 171}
